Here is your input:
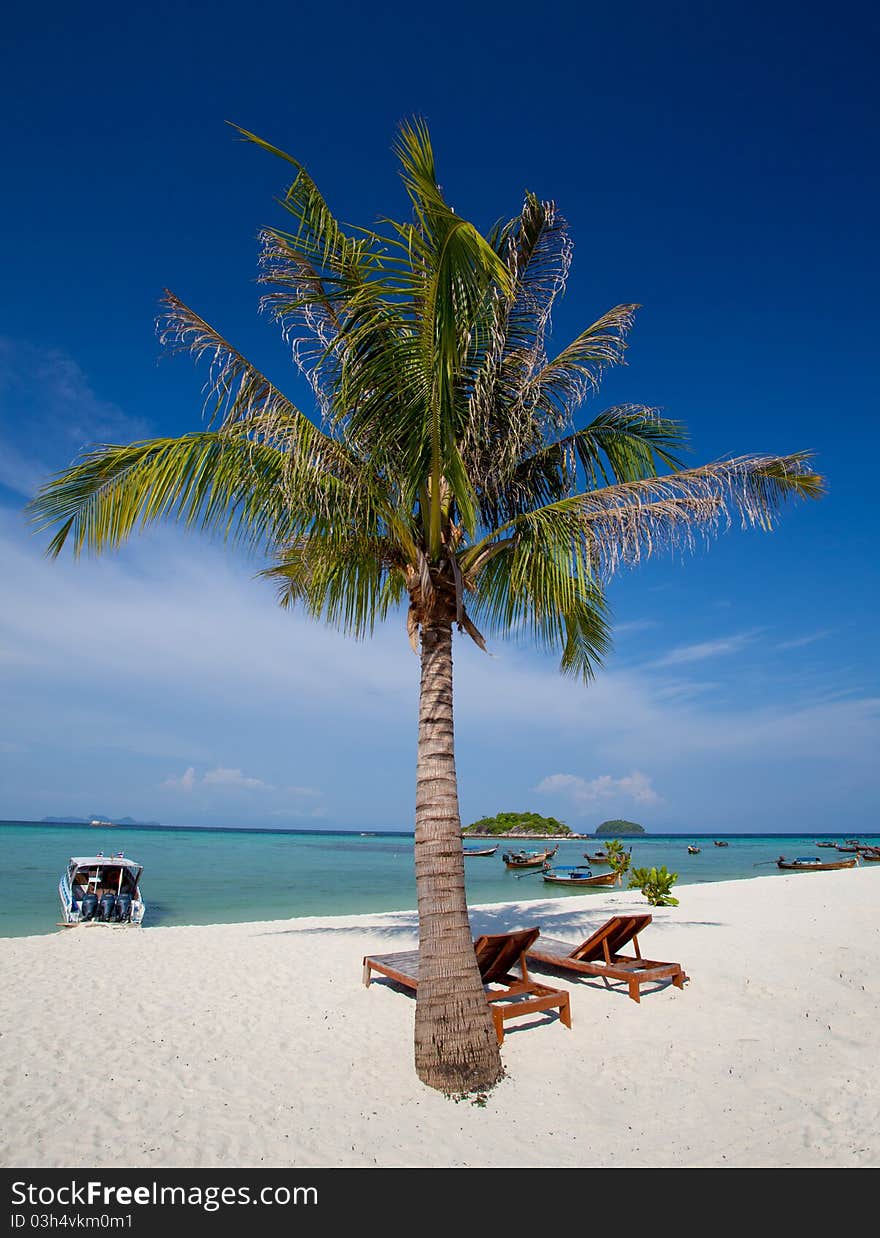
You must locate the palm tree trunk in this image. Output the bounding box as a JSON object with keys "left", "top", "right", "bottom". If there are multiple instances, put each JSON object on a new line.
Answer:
{"left": 413, "top": 620, "right": 503, "bottom": 1092}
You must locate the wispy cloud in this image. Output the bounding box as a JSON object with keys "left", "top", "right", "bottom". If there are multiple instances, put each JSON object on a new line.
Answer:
{"left": 0, "top": 442, "right": 49, "bottom": 500}
{"left": 0, "top": 337, "right": 150, "bottom": 500}
{"left": 648, "top": 630, "right": 759, "bottom": 667}
{"left": 776, "top": 630, "right": 831, "bottom": 651}
{"left": 534, "top": 770, "right": 661, "bottom": 812}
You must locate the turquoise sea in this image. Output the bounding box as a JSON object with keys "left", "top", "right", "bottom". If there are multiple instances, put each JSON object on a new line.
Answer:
{"left": 1, "top": 820, "right": 877, "bottom": 938}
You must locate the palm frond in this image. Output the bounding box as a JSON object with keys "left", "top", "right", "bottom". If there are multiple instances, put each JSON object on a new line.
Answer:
{"left": 463, "top": 452, "right": 823, "bottom": 582}
{"left": 518, "top": 303, "right": 640, "bottom": 425}
{"left": 261, "top": 534, "right": 405, "bottom": 639}
{"left": 29, "top": 433, "right": 297, "bottom": 558}
{"left": 466, "top": 537, "right": 612, "bottom": 680}
{"left": 159, "top": 291, "right": 338, "bottom": 457}
{"left": 462, "top": 195, "right": 574, "bottom": 497}
{"left": 477, "top": 405, "right": 687, "bottom": 528}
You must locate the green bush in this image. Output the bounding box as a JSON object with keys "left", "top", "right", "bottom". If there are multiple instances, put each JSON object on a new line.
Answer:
{"left": 604, "top": 839, "right": 631, "bottom": 878}
{"left": 628, "top": 864, "right": 679, "bottom": 907}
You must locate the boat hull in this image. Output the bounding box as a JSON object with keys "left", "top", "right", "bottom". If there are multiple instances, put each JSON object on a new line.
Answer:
{"left": 776, "top": 857, "right": 858, "bottom": 872}
{"left": 502, "top": 845, "right": 558, "bottom": 869}
{"left": 542, "top": 870, "right": 618, "bottom": 887}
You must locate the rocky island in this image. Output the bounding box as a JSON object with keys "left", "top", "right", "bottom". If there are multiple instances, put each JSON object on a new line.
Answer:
{"left": 462, "top": 812, "right": 583, "bottom": 839}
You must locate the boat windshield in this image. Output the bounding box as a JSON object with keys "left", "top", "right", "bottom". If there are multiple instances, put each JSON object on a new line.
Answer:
{"left": 71, "top": 864, "right": 139, "bottom": 901}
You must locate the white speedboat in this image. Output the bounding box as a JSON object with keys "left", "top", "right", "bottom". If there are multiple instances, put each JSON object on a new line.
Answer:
{"left": 58, "top": 853, "right": 146, "bottom": 926}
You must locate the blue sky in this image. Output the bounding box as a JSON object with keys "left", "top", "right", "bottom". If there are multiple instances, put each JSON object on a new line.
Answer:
{"left": 1, "top": 2, "right": 877, "bottom": 831}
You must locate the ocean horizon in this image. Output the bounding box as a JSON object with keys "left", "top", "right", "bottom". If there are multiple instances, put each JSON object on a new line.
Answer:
{"left": 2, "top": 819, "right": 876, "bottom": 939}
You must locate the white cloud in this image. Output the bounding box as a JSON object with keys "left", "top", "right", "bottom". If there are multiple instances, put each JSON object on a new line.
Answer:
{"left": 648, "top": 630, "right": 759, "bottom": 667}
{"left": 162, "top": 766, "right": 275, "bottom": 793}
{"left": 534, "top": 770, "right": 661, "bottom": 811}
{"left": 203, "top": 767, "right": 273, "bottom": 791}
{"left": 162, "top": 766, "right": 197, "bottom": 792}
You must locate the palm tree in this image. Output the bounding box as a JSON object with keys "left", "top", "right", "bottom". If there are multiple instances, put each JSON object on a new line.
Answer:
{"left": 30, "top": 120, "right": 823, "bottom": 1094}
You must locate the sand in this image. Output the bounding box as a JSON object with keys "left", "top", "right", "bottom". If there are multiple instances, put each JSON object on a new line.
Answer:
{"left": 0, "top": 868, "right": 877, "bottom": 1169}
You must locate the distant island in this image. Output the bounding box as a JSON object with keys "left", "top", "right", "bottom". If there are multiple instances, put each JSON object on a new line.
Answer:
{"left": 463, "top": 812, "right": 576, "bottom": 839}
{"left": 41, "top": 815, "right": 161, "bottom": 827}
{"left": 595, "top": 819, "right": 645, "bottom": 836}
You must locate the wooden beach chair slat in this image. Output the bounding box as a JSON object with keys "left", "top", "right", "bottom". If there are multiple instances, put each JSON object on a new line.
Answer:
{"left": 525, "top": 915, "right": 687, "bottom": 1004}
{"left": 362, "top": 928, "right": 571, "bottom": 1043}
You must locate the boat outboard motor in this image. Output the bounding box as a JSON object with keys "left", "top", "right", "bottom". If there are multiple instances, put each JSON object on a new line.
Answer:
{"left": 116, "top": 892, "right": 132, "bottom": 922}
{"left": 99, "top": 892, "right": 117, "bottom": 922}
{"left": 80, "top": 893, "right": 99, "bottom": 921}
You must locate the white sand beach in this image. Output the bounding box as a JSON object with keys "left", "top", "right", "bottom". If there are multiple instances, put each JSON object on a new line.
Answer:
{"left": 1, "top": 868, "right": 877, "bottom": 1169}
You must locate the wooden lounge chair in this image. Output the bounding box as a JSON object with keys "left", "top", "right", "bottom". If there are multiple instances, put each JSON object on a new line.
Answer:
{"left": 363, "top": 927, "right": 572, "bottom": 1044}
{"left": 525, "top": 914, "right": 687, "bottom": 1004}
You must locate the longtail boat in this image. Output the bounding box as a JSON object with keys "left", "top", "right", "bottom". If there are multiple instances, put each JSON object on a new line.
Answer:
{"left": 860, "top": 849, "right": 880, "bottom": 862}
{"left": 836, "top": 844, "right": 860, "bottom": 853}
{"left": 502, "top": 845, "right": 558, "bottom": 870}
{"left": 816, "top": 841, "right": 837, "bottom": 848}
{"left": 463, "top": 845, "right": 498, "bottom": 857}
{"left": 687, "top": 845, "right": 701, "bottom": 854}
{"left": 713, "top": 840, "right": 729, "bottom": 847}
{"left": 541, "top": 865, "right": 619, "bottom": 888}
{"left": 776, "top": 855, "right": 858, "bottom": 872}
{"left": 583, "top": 851, "right": 611, "bottom": 864}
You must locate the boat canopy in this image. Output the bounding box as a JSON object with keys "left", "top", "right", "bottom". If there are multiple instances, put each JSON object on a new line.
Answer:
{"left": 68, "top": 855, "right": 143, "bottom": 883}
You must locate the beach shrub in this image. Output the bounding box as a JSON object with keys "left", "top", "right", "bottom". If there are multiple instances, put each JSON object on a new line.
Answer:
{"left": 605, "top": 839, "right": 632, "bottom": 879}
{"left": 629, "top": 864, "right": 679, "bottom": 906}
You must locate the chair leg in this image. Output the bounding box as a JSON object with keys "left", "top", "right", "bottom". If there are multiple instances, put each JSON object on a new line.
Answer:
{"left": 673, "top": 972, "right": 685, "bottom": 990}
{"left": 628, "top": 979, "right": 640, "bottom": 1003}
{"left": 363, "top": 959, "right": 372, "bottom": 987}
{"left": 560, "top": 993, "right": 572, "bottom": 1029}
{"left": 492, "top": 1008, "right": 504, "bottom": 1045}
